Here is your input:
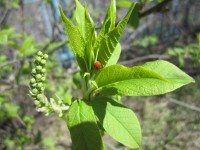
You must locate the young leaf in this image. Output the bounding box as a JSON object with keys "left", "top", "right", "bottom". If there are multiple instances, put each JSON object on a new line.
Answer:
{"left": 97, "top": 3, "right": 138, "bottom": 67}
{"left": 84, "top": 6, "right": 96, "bottom": 70}
{"left": 59, "top": 6, "right": 85, "bottom": 57}
{"left": 92, "top": 96, "right": 141, "bottom": 149}
{"left": 85, "top": 5, "right": 95, "bottom": 43}
{"left": 103, "top": 0, "right": 116, "bottom": 33}
{"left": 19, "top": 36, "right": 36, "bottom": 56}
{"left": 67, "top": 100, "right": 104, "bottom": 150}
{"left": 105, "top": 43, "right": 121, "bottom": 67}
{"left": 74, "top": 0, "right": 86, "bottom": 39}
{"left": 59, "top": 6, "right": 87, "bottom": 72}
{"left": 94, "top": 60, "right": 194, "bottom": 96}
{"left": 93, "top": 0, "right": 116, "bottom": 58}
{"left": 128, "top": 3, "right": 139, "bottom": 28}
{"left": 117, "top": 1, "right": 132, "bottom": 8}
{"left": 100, "top": 0, "right": 116, "bottom": 34}
{"left": 75, "top": 0, "right": 95, "bottom": 43}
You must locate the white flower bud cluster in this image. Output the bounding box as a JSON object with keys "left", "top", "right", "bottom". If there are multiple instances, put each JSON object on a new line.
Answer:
{"left": 29, "top": 51, "right": 69, "bottom": 117}
{"left": 29, "top": 51, "right": 48, "bottom": 106}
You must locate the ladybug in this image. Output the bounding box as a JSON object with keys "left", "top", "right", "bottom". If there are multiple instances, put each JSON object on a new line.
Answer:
{"left": 94, "top": 61, "right": 102, "bottom": 70}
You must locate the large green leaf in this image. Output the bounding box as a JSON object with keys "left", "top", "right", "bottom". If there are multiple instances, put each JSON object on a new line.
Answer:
{"left": 94, "top": 60, "right": 194, "bottom": 96}
{"left": 92, "top": 96, "right": 141, "bottom": 149}
{"left": 141, "top": 60, "right": 194, "bottom": 84}
{"left": 97, "top": 3, "right": 137, "bottom": 67}
{"left": 67, "top": 100, "right": 104, "bottom": 150}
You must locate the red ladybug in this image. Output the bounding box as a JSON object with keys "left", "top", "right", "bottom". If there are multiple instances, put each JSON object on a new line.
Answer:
{"left": 94, "top": 61, "right": 102, "bottom": 70}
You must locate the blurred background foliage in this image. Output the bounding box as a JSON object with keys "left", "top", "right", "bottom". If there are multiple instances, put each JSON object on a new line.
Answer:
{"left": 0, "top": 0, "right": 200, "bottom": 149}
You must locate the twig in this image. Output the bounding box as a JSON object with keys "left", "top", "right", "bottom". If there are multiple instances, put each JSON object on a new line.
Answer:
{"left": 119, "top": 54, "right": 170, "bottom": 65}
{"left": 166, "top": 95, "right": 200, "bottom": 113}
{"left": 0, "top": 39, "right": 67, "bottom": 68}
{"left": 0, "top": 9, "right": 8, "bottom": 26}
{"left": 93, "top": 0, "right": 172, "bottom": 31}
{"left": 104, "top": 141, "right": 118, "bottom": 150}
{"left": 139, "top": 0, "right": 172, "bottom": 18}
{"left": 42, "top": 39, "right": 56, "bottom": 51}
{"left": 0, "top": 58, "right": 33, "bottom": 68}
{"left": 20, "top": 0, "right": 25, "bottom": 32}
{"left": 46, "top": 40, "right": 68, "bottom": 54}
{"left": 0, "top": 9, "right": 10, "bottom": 28}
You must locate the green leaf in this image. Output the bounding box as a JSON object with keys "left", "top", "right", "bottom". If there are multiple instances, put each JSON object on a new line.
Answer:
{"left": 43, "top": 137, "right": 55, "bottom": 150}
{"left": 93, "top": 0, "right": 116, "bottom": 57}
{"left": 60, "top": 2, "right": 95, "bottom": 72}
{"left": 104, "top": 0, "right": 116, "bottom": 33}
{"left": 74, "top": 0, "right": 96, "bottom": 71}
{"left": 0, "top": 28, "right": 15, "bottom": 45}
{"left": 97, "top": 3, "right": 137, "bottom": 67}
{"left": 18, "top": 34, "right": 40, "bottom": 56}
{"left": 117, "top": 1, "right": 132, "bottom": 8}
{"left": 74, "top": 0, "right": 95, "bottom": 41}
{"left": 84, "top": 5, "right": 96, "bottom": 70}
{"left": 19, "top": 36, "right": 34, "bottom": 54}
{"left": 128, "top": 3, "right": 139, "bottom": 29}
{"left": 100, "top": 0, "right": 116, "bottom": 34}
{"left": 94, "top": 60, "right": 194, "bottom": 96}
{"left": 59, "top": 6, "right": 87, "bottom": 72}
{"left": 5, "top": 103, "right": 19, "bottom": 118}
{"left": 67, "top": 100, "right": 104, "bottom": 150}
{"left": 92, "top": 96, "right": 141, "bottom": 149}
{"left": 0, "top": 27, "right": 14, "bottom": 36}
{"left": 59, "top": 6, "right": 85, "bottom": 56}
{"left": 141, "top": 60, "right": 194, "bottom": 84}
{"left": 74, "top": 0, "right": 86, "bottom": 39}
{"left": 45, "top": 41, "right": 64, "bottom": 52}
{"left": 84, "top": 4, "right": 95, "bottom": 44}
{"left": 105, "top": 43, "right": 121, "bottom": 67}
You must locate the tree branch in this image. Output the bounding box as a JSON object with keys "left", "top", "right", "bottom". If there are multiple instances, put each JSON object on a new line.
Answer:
{"left": 166, "top": 95, "right": 200, "bottom": 113}
{"left": 139, "top": 0, "right": 172, "bottom": 18}
{"left": 0, "top": 9, "right": 11, "bottom": 28}
{"left": 119, "top": 54, "right": 170, "bottom": 65}
{"left": 0, "top": 58, "right": 33, "bottom": 68}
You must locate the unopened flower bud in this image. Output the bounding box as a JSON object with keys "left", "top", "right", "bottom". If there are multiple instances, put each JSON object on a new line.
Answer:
{"left": 36, "top": 56, "right": 42, "bottom": 62}
{"left": 32, "top": 88, "right": 38, "bottom": 94}
{"left": 41, "top": 59, "right": 46, "bottom": 65}
{"left": 40, "top": 87, "right": 45, "bottom": 91}
{"left": 43, "top": 54, "right": 48, "bottom": 59}
{"left": 30, "top": 78, "right": 36, "bottom": 84}
{"left": 36, "top": 74, "right": 42, "bottom": 80}
{"left": 32, "top": 68, "right": 36, "bottom": 74}
{"left": 41, "top": 68, "right": 46, "bottom": 73}
{"left": 37, "top": 51, "right": 43, "bottom": 56}
{"left": 36, "top": 66, "right": 42, "bottom": 71}
{"left": 41, "top": 77, "right": 45, "bottom": 82}
{"left": 37, "top": 94, "right": 42, "bottom": 99}
{"left": 37, "top": 82, "right": 43, "bottom": 88}
{"left": 34, "top": 100, "right": 40, "bottom": 105}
